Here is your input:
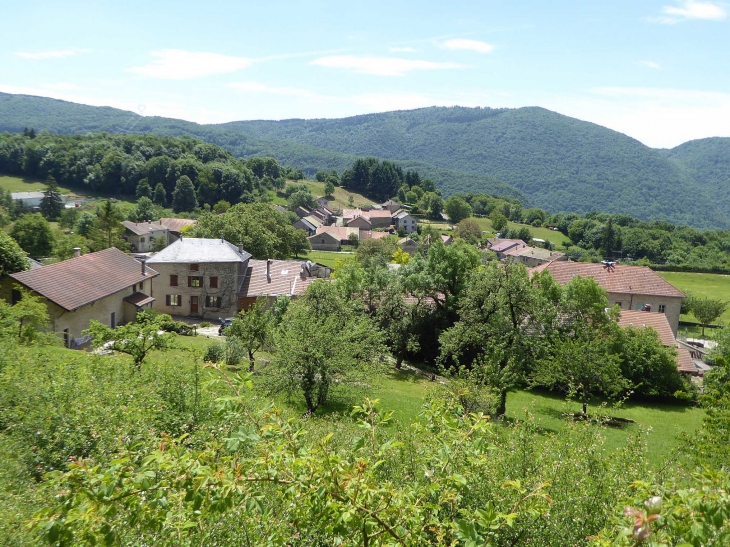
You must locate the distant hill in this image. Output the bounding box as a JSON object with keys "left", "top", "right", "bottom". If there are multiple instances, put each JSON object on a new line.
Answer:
{"left": 1, "top": 92, "right": 729, "bottom": 228}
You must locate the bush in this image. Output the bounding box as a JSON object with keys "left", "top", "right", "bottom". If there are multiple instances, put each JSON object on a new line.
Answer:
{"left": 203, "top": 342, "right": 225, "bottom": 363}
{"left": 200, "top": 321, "right": 212, "bottom": 328}
{"left": 224, "top": 337, "right": 245, "bottom": 366}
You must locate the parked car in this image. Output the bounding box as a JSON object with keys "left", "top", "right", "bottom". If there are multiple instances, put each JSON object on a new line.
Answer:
{"left": 218, "top": 317, "right": 235, "bottom": 335}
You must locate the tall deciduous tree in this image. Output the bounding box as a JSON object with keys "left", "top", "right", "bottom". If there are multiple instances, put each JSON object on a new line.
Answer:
{"left": 153, "top": 183, "right": 167, "bottom": 206}
{"left": 0, "top": 230, "right": 29, "bottom": 275}
{"left": 10, "top": 213, "right": 54, "bottom": 258}
{"left": 444, "top": 196, "right": 473, "bottom": 224}
{"left": 267, "top": 281, "right": 383, "bottom": 414}
{"left": 172, "top": 176, "right": 197, "bottom": 213}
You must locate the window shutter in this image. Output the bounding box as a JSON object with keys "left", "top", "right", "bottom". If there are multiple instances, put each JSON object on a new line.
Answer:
{"left": 188, "top": 276, "right": 192, "bottom": 287}
{"left": 166, "top": 295, "right": 170, "bottom": 306}
{"left": 170, "top": 274, "right": 178, "bottom": 287}
{"left": 210, "top": 276, "right": 218, "bottom": 288}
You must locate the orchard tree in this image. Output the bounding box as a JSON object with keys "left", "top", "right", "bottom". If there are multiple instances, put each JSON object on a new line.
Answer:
{"left": 226, "top": 297, "right": 273, "bottom": 372}
{"left": 85, "top": 314, "right": 176, "bottom": 371}
{"left": 10, "top": 213, "right": 54, "bottom": 258}
{"left": 688, "top": 296, "right": 728, "bottom": 336}
{"left": 172, "top": 175, "right": 197, "bottom": 213}
{"left": 454, "top": 218, "right": 482, "bottom": 244}
{"left": 268, "top": 281, "right": 384, "bottom": 414}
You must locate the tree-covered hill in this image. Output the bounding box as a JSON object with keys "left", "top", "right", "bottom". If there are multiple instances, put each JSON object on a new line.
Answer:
{"left": 662, "top": 137, "right": 730, "bottom": 207}
{"left": 0, "top": 93, "right": 525, "bottom": 203}
{"left": 2, "top": 92, "right": 729, "bottom": 228}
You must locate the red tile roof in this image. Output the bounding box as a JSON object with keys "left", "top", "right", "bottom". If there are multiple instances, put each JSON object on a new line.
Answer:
{"left": 123, "top": 292, "right": 156, "bottom": 307}
{"left": 543, "top": 262, "right": 686, "bottom": 298}
{"left": 489, "top": 239, "right": 526, "bottom": 252}
{"left": 239, "top": 259, "right": 322, "bottom": 298}
{"left": 675, "top": 345, "right": 697, "bottom": 374}
{"left": 158, "top": 218, "right": 196, "bottom": 233}
{"left": 617, "top": 310, "right": 676, "bottom": 346}
{"left": 10, "top": 248, "right": 158, "bottom": 311}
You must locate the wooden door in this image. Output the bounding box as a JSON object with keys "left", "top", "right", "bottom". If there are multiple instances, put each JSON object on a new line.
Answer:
{"left": 190, "top": 296, "right": 199, "bottom": 314}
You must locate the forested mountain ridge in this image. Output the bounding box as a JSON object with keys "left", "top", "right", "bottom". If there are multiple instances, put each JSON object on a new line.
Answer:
{"left": 0, "top": 93, "right": 525, "bottom": 202}
{"left": 2, "top": 92, "right": 730, "bottom": 228}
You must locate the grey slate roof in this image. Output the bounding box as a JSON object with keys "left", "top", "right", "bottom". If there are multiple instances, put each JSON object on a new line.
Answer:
{"left": 146, "top": 238, "right": 251, "bottom": 264}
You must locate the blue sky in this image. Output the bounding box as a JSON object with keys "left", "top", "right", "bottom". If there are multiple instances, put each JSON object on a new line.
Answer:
{"left": 2, "top": 0, "right": 729, "bottom": 147}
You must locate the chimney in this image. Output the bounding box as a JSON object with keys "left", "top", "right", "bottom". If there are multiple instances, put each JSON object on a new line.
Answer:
{"left": 73, "top": 247, "right": 81, "bottom": 258}
{"left": 141, "top": 259, "right": 147, "bottom": 276}
{"left": 221, "top": 233, "right": 225, "bottom": 243}
{"left": 266, "top": 258, "right": 272, "bottom": 282}
{"left": 238, "top": 244, "right": 244, "bottom": 254}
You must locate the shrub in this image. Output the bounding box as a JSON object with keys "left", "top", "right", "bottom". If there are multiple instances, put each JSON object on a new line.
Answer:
{"left": 203, "top": 342, "right": 225, "bottom": 363}
{"left": 199, "top": 321, "right": 211, "bottom": 328}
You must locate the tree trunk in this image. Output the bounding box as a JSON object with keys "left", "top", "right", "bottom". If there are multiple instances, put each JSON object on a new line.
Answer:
{"left": 248, "top": 350, "right": 255, "bottom": 373}
{"left": 395, "top": 355, "right": 403, "bottom": 370}
{"left": 582, "top": 391, "right": 588, "bottom": 416}
{"left": 496, "top": 390, "right": 507, "bottom": 418}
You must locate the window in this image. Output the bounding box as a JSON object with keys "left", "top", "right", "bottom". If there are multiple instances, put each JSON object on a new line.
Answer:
{"left": 206, "top": 296, "right": 222, "bottom": 308}
{"left": 190, "top": 264, "right": 199, "bottom": 271}
{"left": 188, "top": 276, "right": 202, "bottom": 288}
{"left": 11, "top": 289, "right": 21, "bottom": 305}
{"left": 209, "top": 276, "right": 218, "bottom": 289}
{"left": 659, "top": 304, "right": 666, "bottom": 313}
{"left": 615, "top": 302, "right": 622, "bottom": 308}
{"left": 166, "top": 294, "right": 181, "bottom": 306}
{"left": 169, "top": 274, "right": 178, "bottom": 287}
{"left": 140, "top": 237, "right": 145, "bottom": 243}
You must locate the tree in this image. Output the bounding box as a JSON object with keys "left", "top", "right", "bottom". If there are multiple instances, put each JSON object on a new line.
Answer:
{"left": 135, "top": 178, "right": 152, "bottom": 199}
{"left": 287, "top": 189, "right": 317, "bottom": 210}
{"left": 39, "top": 176, "right": 64, "bottom": 221}
{"left": 454, "top": 218, "right": 482, "bottom": 244}
{"left": 85, "top": 314, "right": 176, "bottom": 371}
{"left": 290, "top": 229, "right": 311, "bottom": 258}
{"left": 93, "top": 200, "right": 124, "bottom": 250}
{"left": 324, "top": 180, "right": 335, "bottom": 198}
{"left": 128, "top": 197, "right": 157, "bottom": 222}
{"left": 490, "top": 210, "right": 508, "bottom": 233}
{"left": 212, "top": 200, "right": 231, "bottom": 214}
{"left": 153, "top": 183, "right": 167, "bottom": 206}
{"left": 687, "top": 296, "right": 728, "bottom": 336}
{"left": 58, "top": 207, "right": 80, "bottom": 230}
{"left": 10, "top": 213, "right": 54, "bottom": 258}
{"left": 444, "top": 196, "right": 473, "bottom": 224}
{"left": 268, "top": 281, "right": 383, "bottom": 414}
{"left": 534, "top": 276, "right": 628, "bottom": 415}
{"left": 226, "top": 297, "right": 273, "bottom": 372}
{"left": 439, "top": 261, "right": 543, "bottom": 417}
{"left": 0, "top": 231, "right": 29, "bottom": 276}
{"left": 377, "top": 280, "right": 427, "bottom": 369}
{"left": 601, "top": 217, "right": 618, "bottom": 257}
{"left": 172, "top": 175, "right": 197, "bottom": 213}
{"left": 0, "top": 287, "right": 51, "bottom": 343}
{"left": 75, "top": 212, "right": 96, "bottom": 237}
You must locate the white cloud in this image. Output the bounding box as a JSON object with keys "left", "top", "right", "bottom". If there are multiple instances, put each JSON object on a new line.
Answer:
{"left": 310, "top": 55, "right": 464, "bottom": 76}
{"left": 640, "top": 60, "right": 661, "bottom": 69}
{"left": 389, "top": 46, "right": 416, "bottom": 53}
{"left": 441, "top": 39, "right": 495, "bottom": 54}
{"left": 228, "top": 82, "right": 331, "bottom": 102}
{"left": 16, "top": 48, "right": 89, "bottom": 60}
{"left": 651, "top": 1, "right": 727, "bottom": 24}
{"left": 127, "top": 50, "right": 252, "bottom": 80}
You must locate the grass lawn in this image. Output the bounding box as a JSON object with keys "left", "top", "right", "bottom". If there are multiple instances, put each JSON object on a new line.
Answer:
{"left": 305, "top": 250, "right": 356, "bottom": 269}
{"left": 472, "top": 216, "right": 571, "bottom": 246}
{"left": 658, "top": 272, "right": 730, "bottom": 324}
{"left": 284, "top": 181, "right": 373, "bottom": 210}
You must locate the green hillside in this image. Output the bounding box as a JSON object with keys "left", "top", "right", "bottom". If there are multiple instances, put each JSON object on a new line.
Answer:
{"left": 2, "top": 92, "right": 729, "bottom": 228}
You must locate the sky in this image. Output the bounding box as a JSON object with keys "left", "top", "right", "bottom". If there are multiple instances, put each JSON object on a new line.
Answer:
{"left": 2, "top": 0, "right": 729, "bottom": 148}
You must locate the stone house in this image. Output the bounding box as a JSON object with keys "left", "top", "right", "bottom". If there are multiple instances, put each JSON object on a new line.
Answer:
{"left": 502, "top": 244, "right": 566, "bottom": 268}
{"left": 486, "top": 238, "right": 527, "bottom": 259}
{"left": 158, "top": 218, "right": 196, "bottom": 243}
{"left": 392, "top": 209, "right": 418, "bottom": 234}
{"left": 541, "top": 261, "right": 686, "bottom": 335}
{"left": 397, "top": 237, "right": 419, "bottom": 254}
{"left": 293, "top": 215, "right": 322, "bottom": 236}
{"left": 237, "top": 259, "right": 325, "bottom": 311}
{"left": 0, "top": 247, "right": 157, "bottom": 347}
{"left": 308, "top": 226, "right": 360, "bottom": 251}
{"left": 342, "top": 208, "right": 393, "bottom": 229}
{"left": 347, "top": 215, "right": 372, "bottom": 230}
{"left": 146, "top": 237, "right": 252, "bottom": 319}
{"left": 122, "top": 221, "right": 170, "bottom": 252}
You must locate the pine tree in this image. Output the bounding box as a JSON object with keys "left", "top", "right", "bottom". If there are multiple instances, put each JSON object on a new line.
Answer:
{"left": 39, "top": 176, "right": 64, "bottom": 221}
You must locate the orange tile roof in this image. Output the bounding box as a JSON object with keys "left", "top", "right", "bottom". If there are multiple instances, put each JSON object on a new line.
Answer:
{"left": 239, "top": 259, "right": 322, "bottom": 298}
{"left": 675, "top": 345, "right": 698, "bottom": 374}
{"left": 10, "top": 248, "right": 158, "bottom": 311}
{"left": 543, "top": 262, "right": 686, "bottom": 298}
{"left": 617, "top": 310, "right": 676, "bottom": 346}
{"left": 158, "top": 218, "right": 196, "bottom": 232}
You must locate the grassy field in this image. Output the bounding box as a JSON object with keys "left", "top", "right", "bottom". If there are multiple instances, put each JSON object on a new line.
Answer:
{"left": 169, "top": 335, "right": 704, "bottom": 467}
{"left": 0, "top": 174, "right": 75, "bottom": 195}
{"left": 283, "top": 180, "right": 374, "bottom": 210}
{"left": 658, "top": 271, "right": 730, "bottom": 324}
{"left": 472, "top": 216, "right": 571, "bottom": 246}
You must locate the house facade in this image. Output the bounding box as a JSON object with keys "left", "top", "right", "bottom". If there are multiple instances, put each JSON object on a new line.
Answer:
{"left": 542, "top": 262, "right": 686, "bottom": 335}
{"left": 146, "top": 237, "right": 251, "bottom": 319}
{"left": 502, "top": 244, "right": 566, "bottom": 268}
{"left": 122, "top": 221, "right": 170, "bottom": 252}
{"left": 392, "top": 210, "right": 418, "bottom": 233}
{"left": 0, "top": 247, "right": 157, "bottom": 347}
